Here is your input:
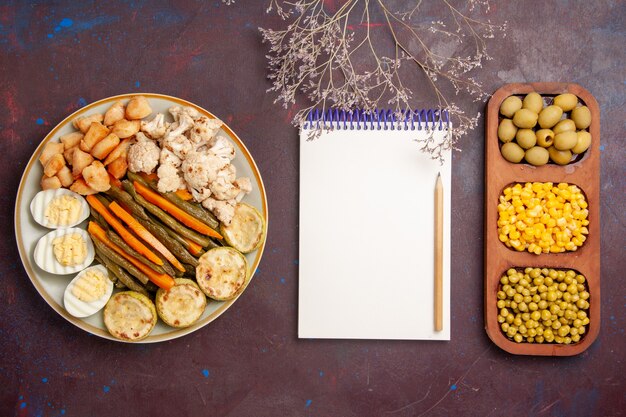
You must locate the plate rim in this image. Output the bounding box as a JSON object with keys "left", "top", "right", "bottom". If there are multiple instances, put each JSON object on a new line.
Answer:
{"left": 14, "top": 93, "right": 269, "bottom": 343}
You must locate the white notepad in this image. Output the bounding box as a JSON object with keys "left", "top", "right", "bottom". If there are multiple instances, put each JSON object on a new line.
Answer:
{"left": 299, "top": 111, "right": 451, "bottom": 340}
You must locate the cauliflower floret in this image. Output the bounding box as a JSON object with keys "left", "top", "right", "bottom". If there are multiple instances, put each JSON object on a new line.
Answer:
{"left": 208, "top": 135, "right": 236, "bottom": 164}
{"left": 141, "top": 113, "right": 169, "bottom": 139}
{"left": 160, "top": 148, "right": 182, "bottom": 168}
{"left": 169, "top": 105, "right": 200, "bottom": 122}
{"left": 163, "top": 134, "right": 193, "bottom": 159}
{"left": 190, "top": 116, "right": 223, "bottom": 145}
{"left": 127, "top": 132, "right": 160, "bottom": 174}
{"left": 190, "top": 187, "right": 212, "bottom": 202}
{"left": 210, "top": 171, "right": 250, "bottom": 201}
{"left": 157, "top": 164, "right": 184, "bottom": 193}
{"left": 234, "top": 177, "right": 252, "bottom": 202}
{"left": 180, "top": 151, "right": 227, "bottom": 190}
{"left": 202, "top": 197, "right": 236, "bottom": 225}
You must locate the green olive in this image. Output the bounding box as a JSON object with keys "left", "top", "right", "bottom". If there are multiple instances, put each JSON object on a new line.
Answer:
{"left": 571, "top": 106, "right": 591, "bottom": 129}
{"left": 553, "top": 94, "right": 578, "bottom": 112}
{"left": 501, "top": 142, "right": 525, "bottom": 163}
{"left": 538, "top": 105, "right": 563, "bottom": 129}
{"left": 553, "top": 119, "right": 576, "bottom": 135}
{"left": 522, "top": 92, "right": 543, "bottom": 114}
{"left": 572, "top": 131, "right": 592, "bottom": 154}
{"left": 515, "top": 129, "right": 536, "bottom": 149}
{"left": 536, "top": 129, "right": 555, "bottom": 147}
{"left": 498, "top": 119, "right": 518, "bottom": 143}
{"left": 500, "top": 96, "right": 523, "bottom": 118}
{"left": 554, "top": 131, "right": 578, "bottom": 151}
{"left": 525, "top": 146, "right": 549, "bottom": 166}
{"left": 513, "top": 108, "right": 538, "bottom": 129}
{"left": 548, "top": 146, "right": 572, "bottom": 165}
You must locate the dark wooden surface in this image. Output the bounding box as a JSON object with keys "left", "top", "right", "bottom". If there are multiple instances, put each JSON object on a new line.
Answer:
{"left": 1, "top": 1, "right": 624, "bottom": 416}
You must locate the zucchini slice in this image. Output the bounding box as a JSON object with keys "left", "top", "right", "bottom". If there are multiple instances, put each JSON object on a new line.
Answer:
{"left": 103, "top": 291, "right": 157, "bottom": 341}
{"left": 220, "top": 203, "right": 265, "bottom": 254}
{"left": 196, "top": 247, "right": 248, "bottom": 301}
{"left": 156, "top": 278, "right": 207, "bottom": 328}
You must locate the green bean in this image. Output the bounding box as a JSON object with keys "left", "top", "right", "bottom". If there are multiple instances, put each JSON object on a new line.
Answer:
{"left": 182, "top": 263, "right": 196, "bottom": 278}
{"left": 95, "top": 193, "right": 113, "bottom": 207}
{"left": 161, "top": 226, "right": 212, "bottom": 259}
{"left": 89, "top": 207, "right": 108, "bottom": 230}
{"left": 127, "top": 171, "right": 220, "bottom": 230}
{"left": 135, "top": 214, "right": 198, "bottom": 267}
{"left": 114, "top": 280, "right": 127, "bottom": 289}
{"left": 90, "top": 234, "right": 150, "bottom": 285}
{"left": 94, "top": 253, "right": 117, "bottom": 283}
{"left": 95, "top": 247, "right": 149, "bottom": 296}
{"left": 105, "top": 184, "right": 149, "bottom": 221}
{"left": 122, "top": 180, "right": 212, "bottom": 247}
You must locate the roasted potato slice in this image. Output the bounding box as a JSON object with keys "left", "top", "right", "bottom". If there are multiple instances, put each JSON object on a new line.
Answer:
{"left": 72, "top": 148, "right": 94, "bottom": 178}
{"left": 82, "top": 161, "right": 110, "bottom": 192}
{"left": 104, "top": 100, "right": 125, "bottom": 126}
{"left": 125, "top": 96, "right": 152, "bottom": 120}
{"left": 80, "top": 122, "right": 110, "bottom": 152}
{"left": 112, "top": 119, "right": 140, "bottom": 139}
{"left": 73, "top": 113, "right": 104, "bottom": 133}
{"left": 43, "top": 153, "right": 66, "bottom": 177}
{"left": 106, "top": 156, "right": 128, "bottom": 179}
{"left": 103, "top": 138, "right": 132, "bottom": 166}
{"left": 38, "top": 142, "right": 64, "bottom": 166}
{"left": 63, "top": 145, "right": 77, "bottom": 165}
{"left": 56, "top": 165, "right": 73, "bottom": 187}
{"left": 69, "top": 177, "right": 98, "bottom": 195}
{"left": 59, "top": 132, "right": 83, "bottom": 150}
{"left": 41, "top": 175, "right": 62, "bottom": 190}
{"left": 91, "top": 133, "right": 120, "bottom": 160}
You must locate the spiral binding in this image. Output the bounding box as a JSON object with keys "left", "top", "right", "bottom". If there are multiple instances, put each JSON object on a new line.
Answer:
{"left": 304, "top": 108, "right": 449, "bottom": 131}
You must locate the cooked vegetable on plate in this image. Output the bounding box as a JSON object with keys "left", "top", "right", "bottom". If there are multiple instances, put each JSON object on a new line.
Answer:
{"left": 27, "top": 95, "right": 267, "bottom": 341}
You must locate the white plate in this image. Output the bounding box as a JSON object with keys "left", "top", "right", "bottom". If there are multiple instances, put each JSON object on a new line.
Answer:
{"left": 15, "top": 93, "right": 268, "bottom": 343}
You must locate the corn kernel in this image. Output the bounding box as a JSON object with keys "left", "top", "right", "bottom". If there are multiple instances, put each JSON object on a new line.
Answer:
{"left": 497, "top": 182, "right": 590, "bottom": 255}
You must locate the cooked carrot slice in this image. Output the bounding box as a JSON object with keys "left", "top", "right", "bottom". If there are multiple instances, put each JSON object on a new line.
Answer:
{"left": 88, "top": 222, "right": 174, "bottom": 290}
{"left": 109, "top": 201, "right": 185, "bottom": 272}
{"left": 86, "top": 195, "right": 163, "bottom": 265}
{"left": 133, "top": 181, "right": 222, "bottom": 239}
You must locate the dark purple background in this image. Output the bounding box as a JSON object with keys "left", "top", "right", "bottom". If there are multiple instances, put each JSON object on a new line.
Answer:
{"left": 1, "top": 1, "right": 625, "bottom": 416}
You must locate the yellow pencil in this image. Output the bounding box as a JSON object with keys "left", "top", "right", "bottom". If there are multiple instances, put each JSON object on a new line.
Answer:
{"left": 434, "top": 173, "right": 443, "bottom": 332}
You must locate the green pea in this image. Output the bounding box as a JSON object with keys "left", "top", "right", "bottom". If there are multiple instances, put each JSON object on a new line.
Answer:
{"left": 500, "top": 96, "right": 523, "bottom": 118}
{"left": 538, "top": 105, "right": 563, "bottom": 128}
{"left": 513, "top": 108, "right": 539, "bottom": 129}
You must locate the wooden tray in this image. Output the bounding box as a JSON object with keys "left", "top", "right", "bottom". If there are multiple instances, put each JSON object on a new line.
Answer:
{"left": 484, "top": 82, "right": 601, "bottom": 356}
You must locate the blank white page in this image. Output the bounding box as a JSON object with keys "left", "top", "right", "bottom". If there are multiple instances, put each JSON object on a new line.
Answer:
{"left": 299, "top": 126, "right": 451, "bottom": 340}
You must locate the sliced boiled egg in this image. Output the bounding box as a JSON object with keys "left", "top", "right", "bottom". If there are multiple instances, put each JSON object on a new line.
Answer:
{"left": 33, "top": 227, "right": 95, "bottom": 275}
{"left": 30, "top": 188, "right": 89, "bottom": 229}
{"left": 64, "top": 264, "right": 113, "bottom": 318}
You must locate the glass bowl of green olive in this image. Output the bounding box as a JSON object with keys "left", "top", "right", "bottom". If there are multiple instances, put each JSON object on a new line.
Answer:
{"left": 498, "top": 93, "right": 592, "bottom": 166}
